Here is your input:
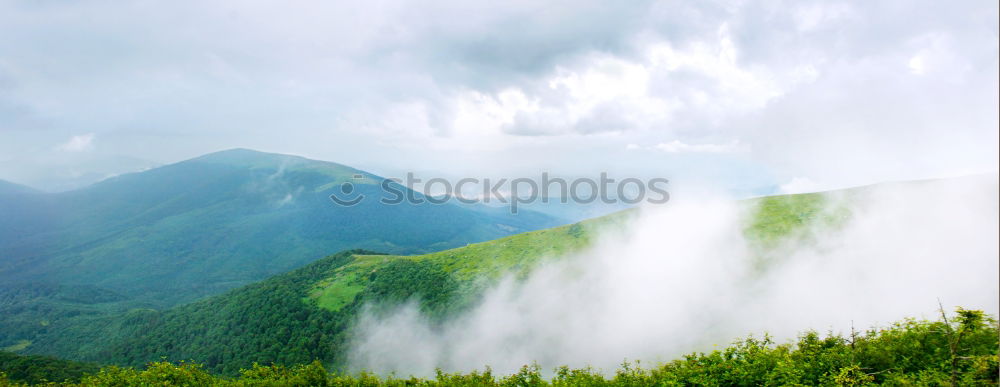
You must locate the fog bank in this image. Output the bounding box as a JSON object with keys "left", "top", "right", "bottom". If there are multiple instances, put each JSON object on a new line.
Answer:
{"left": 349, "top": 176, "right": 999, "bottom": 376}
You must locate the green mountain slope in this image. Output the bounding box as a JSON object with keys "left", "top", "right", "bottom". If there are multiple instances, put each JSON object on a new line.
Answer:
{"left": 0, "top": 149, "right": 562, "bottom": 305}
{"left": 0, "top": 149, "right": 562, "bottom": 356}
{"left": 47, "top": 189, "right": 843, "bottom": 374}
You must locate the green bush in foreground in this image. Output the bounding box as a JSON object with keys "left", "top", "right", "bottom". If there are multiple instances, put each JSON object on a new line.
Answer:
{"left": 2, "top": 308, "right": 996, "bottom": 386}
{"left": 0, "top": 352, "right": 98, "bottom": 385}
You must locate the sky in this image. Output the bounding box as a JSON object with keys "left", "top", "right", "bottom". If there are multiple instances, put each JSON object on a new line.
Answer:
{"left": 0, "top": 0, "right": 997, "bottom": 193}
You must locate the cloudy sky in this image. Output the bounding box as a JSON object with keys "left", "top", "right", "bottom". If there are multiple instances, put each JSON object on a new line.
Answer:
{"left": 0, "top": 0, "right": 997, "bottom": 193}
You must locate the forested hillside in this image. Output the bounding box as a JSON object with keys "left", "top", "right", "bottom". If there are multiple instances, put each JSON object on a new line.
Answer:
{"left": 0, "top": 149, "right": 562, "bottom": 358}
{"left": 0, "top": 149, "right": 561, "bottom": 306}
{"left": 19, "top": 188, "right": 841, "bottom": 375}
{"left": 2, "top": 309, "right": 996, "bottom": 386}
{"left": 0, "top": 351, "right": 98, "bottom": 385}
{"left": 43, "top": 214, "right": 618, "bottom": 374}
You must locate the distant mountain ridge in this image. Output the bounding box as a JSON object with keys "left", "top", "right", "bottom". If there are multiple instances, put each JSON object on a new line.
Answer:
{"left": 0, "top": 180, "right": 40, "bottom": 195}
{"left": 0, "top": 148, "right": 562, "bottom": 307}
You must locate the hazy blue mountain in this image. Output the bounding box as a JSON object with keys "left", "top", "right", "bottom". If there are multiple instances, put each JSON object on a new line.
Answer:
{"left": 0, "top": 149, "right": 563, "bottom": 307}
{"left": 0, "top": 180, "right": 39, "bottom": 196}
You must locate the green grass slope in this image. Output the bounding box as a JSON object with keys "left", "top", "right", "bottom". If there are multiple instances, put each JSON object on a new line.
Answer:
{"left": 303, "top": 190, "right": 845, "bottom": 315}
{"left": 305, "top": 210, "right": 636, "bottom": 314}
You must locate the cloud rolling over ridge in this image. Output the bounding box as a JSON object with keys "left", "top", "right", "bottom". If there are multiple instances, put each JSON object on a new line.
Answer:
{"left": 349, "top": 176, "right": 999, "bottom": 376}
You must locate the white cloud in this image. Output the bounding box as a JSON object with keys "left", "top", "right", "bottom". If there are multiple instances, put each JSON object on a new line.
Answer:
{"left": 485, "top": 28, "right": 801, "bottom": 138}
{"left": 653, "top": 140, "right": 741, "bottom": 153}
{"left": 778, "top": 177, "right": 823, "bottom": 194}
{"left": 55, "top": 133, "right": 95, "bottom": 152}
{"left": 793, "top": 2, "right": 854, "bottom": 32}
{"left": 908, "top": 55, "right": 926, "bottom": 75}
{"left": 350, "top": 177, "right": 1000, "bottom": 375}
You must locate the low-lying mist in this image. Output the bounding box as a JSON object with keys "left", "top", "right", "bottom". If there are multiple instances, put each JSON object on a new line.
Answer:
{"left": 348, "top": 176, "right": 999, "bottom": 376}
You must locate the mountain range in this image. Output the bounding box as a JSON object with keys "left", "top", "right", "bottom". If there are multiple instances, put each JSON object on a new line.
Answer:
{"left": 2, "top": 149, "right": 992, "bottom": 378}
{"left": 0, "top": 149, "right": 568, "bottom": 361}
{"left": 3, "top": 172, "right": 842, "bottom": 373}
{"left": 0, "top": 149, "right": 563, "bottom": 307}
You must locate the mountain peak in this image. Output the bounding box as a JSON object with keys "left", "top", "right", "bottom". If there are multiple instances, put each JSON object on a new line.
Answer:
{"left": 191, "top": 148, "right": 315, "bottom": 167}
{"left": 171, "top": 148, "right": 382, "bottom": 182}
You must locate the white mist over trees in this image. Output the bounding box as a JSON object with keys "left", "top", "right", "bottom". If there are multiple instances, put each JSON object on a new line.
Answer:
{"left": 348, "top": 175, "right": 999, "bottom": 376}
